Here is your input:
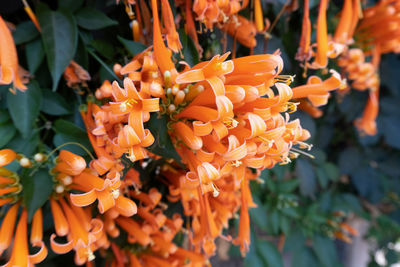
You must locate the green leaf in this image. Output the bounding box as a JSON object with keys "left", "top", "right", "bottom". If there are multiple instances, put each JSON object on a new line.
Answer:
{"left": 75, "top": 7, "right": 117, "bottom": 30}
{"left": 20, "top": 169, "right": 54, "bottom": 222}
{"left": 37, "top": 5, "right": 78, "bottom": 91}
{"left": 256, "top": 240, "right": 283, "bottom": 267}
{"left": 25, "top": 38, "right": 45, "bottom": 74}
{"left": 279, "top": 215, "right": 290, "bottom": 234}
{"left": 0, "top": 122, "right": 16, "bottom": 148}
{"left": 41, "top": 89, "right": 72, "bottom": 115}
{"left": 7, "top": 81, "right": 42, "bottom": 138}
{"left": 53, "top": 119, "right": 91, "bottom": 156}
{"left": 249, "top": 196, "right": 268, "bottom": 232}
{"left": 323, "top": 163, "right": 339, "bottom": 181}
{"left": 0, "top": 111, "right": 10, "bottom": 124}
{"left": 296, "top": 159, "right": 317, "bottom": 198}
{"left": 265, "top": 178, "right": 277, "bottom": 192}
{"left": 381, "top": 116, "right": 400, "bottom": 149}
{"left": 118, "top": 36, "right": 147, "bottom": 57}
{"left": 146, "top": 113, "right": 183, "bottom": 164}
{"left": 316, "top": 167, "right": 329, "bottom": 189}
{"left": 178, "top": 29, "right": 199, "bottom": 66}
{"left": 268, "top": 209, "right": 280, "bottom": 235}
{"left": 12, "top": 21, "right": 39, "bottom": 45}
{"left": 7, "top": 133, "right": 39, "bottom": 157}
{"left": 58, "top": 0, "right": 84, "bottom": 13}
{"left": 292, "top": 247, "right": 319, "bottom": 267}
{"left": 279, "top": 179, "right": 299, "bottom": 193}
{"left": 312, "top": 235, "right": 341, "bottom": 267}
{"left": 90, "top": 39, "right": 115, "bottom": 60}
{"left": 243, "top": 252, "right": 265, "bottom": 267}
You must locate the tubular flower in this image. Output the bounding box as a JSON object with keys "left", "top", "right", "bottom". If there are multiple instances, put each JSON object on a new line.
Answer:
{"left": 296, "top": 0, "right": 311, "bottom": 63}
{"left": 0, "top": 16, "right": 27, "bottom": 92}
{"left": 70, "top": 171, "right": 137, "bottom": 216}
{"left": 2, "top": 209, "right": 47, "bottom": 267}
{"left": 356, "top": 0, "right": 400, "bottom": 55}
{"left": 50, "top": 197, "right": 107, "bottom": 266}
{"left": 355, "top": 90, "right": 379, "bottom": 135}
{"left": 292, "top": 70, "right": 343, "bottom": 107}
{"left": 161, "top": 0, "right": 182, "bottom": 53}
{"left": 185, "top": 0, "right": 203, "bottom": 57}
{"left": 333, "top": 0, "right": 354, "bottom": 44}
{"left": 54, "top": 150, "right": 87, "bottom": 176}
{"left": 159, "top": 49, "right": 335, "bottom": 256}
{"left": 337, "top": 48, "right": 379, "bottom": 92}
{"left": 222, "top": 15, "right": 257, "bottom": 48}
{"left": 313, "top": 0, "right": 329, "bottom": 68}
{"left": 63, "top": 60, "right": 91, "bottom": 89}
{"left": 151, "top": 0, "right": 178, "bottom": 78}
{"left": 0, "top": 149, "right": 16, "bottom": 167}
{"left": 109, "top": 78, "right": 159, "bottom": 161}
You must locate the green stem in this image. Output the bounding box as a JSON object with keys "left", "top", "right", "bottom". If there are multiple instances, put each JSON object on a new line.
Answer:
{"left": 86, "top": 48, "right": 123, "bottom": 84}
{"left": 29, "top": 142, "right": 95, "bottom": 176}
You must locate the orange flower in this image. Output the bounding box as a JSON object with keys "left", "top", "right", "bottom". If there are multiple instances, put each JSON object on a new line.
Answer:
{"left": 22, "top": 0, "right": 41, "bottom": 31}
{"left": 0, "top": 149, "right": 16, "bottom": 167}
{"left": 151, "top": 0, "right": 178, "bottom": 79}
{"left": 95, "top": 80, "right": 113, "bottom": 99}
{"left": 3, "top": 209, "right": 47, "bottom": 266}
{"left": 161, "top": 0, "right": 182, "bottom": 53}
{"left": 0, "top": 16, "right": 27, "bottom": 92}
{"left": 30, "top": 208, "right": 43, "bottom": 245}
{"left": 185, "top": 0, "right": 203, "bottom": 56}
{"left": 50, "top": 198, "right": 106, "bottom": 265}
{"left": 50, "top": 198, "right": 70, "bottom": 236}
{"left": 333, "top": 0, "right": 353, "bottom": 44}
{"left": 70, "top": 171, "right": 137, "bottom": 216}
{"left": 254, "top": 0, "right": 264, "bottom": 32}
{"left": 63, "top": 60, "right": 91, "bottom": 89}
{"left": 222, "top": 16, "right": 257, "bottom": 48}
{"left": 355, "top": 91, "right": 379, "bottom": 136}
{"left": 291, "top": 71, "right": 343, "bottom": 107}
{"left": 54, "top": 150, "right": 87, "bottom": 176}
{"left": 0, "top": 203, "right": 19, "bottom": 254}
{"left": 314, "top": 0, "right": 329, "bottom": 68}
{"left": 296, "top": 0, "right": 311, "bottom": 62}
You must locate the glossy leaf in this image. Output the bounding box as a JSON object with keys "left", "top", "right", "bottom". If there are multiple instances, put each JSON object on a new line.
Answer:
{"left": 381, "top": 116, "right": 400, "bottom": 149}
{"left": 41, "top": 89, "right": 72, "bottom": 115}
{"left": 296, "top": 159, "right": 317, "bottom": 198}
{"left": 90, "top": 39, "right": 115, "bottom": 60}
{"left": 20, "top": 169, "right": 54, "bottom": 222}
{"left": 58, "top": 0, "right": 84, "bottom": 13}
{"left": 0, "top": 122, "right": 16, "bottom": 148}
{"left": 249, "top": 196, "right": 268, "bottom": 232}
{"left": 37, "top": 5, "right": 78, "bottom": 91}
{"left": 7, "top": 81, "right": 42, "bottom": 138}
{"left": 12, "top": 21, "right": 39, "bottom": 45}
{"left": 312, "top": 235, "right": 341, "bottom": 267}
{"left": 7, "top": 133, "right": 40, "bottom": 157}
{"left": 118, "top": 36, "right": 147, "bottom": 57}
{"left": 25, "top": 38, "right": 45, "bottom": 74}
{"left": 53, "top": 119, "right": 92, "bottom": 156}
{"left": 292, "top": 247, "right": 319, "bottom": 267}
{"left": 256, "top": 240, "right": 283, "bottom": 267}
{"left": 0, "top": 111, "right": 10, "bottom": 124}
{"left": 76, "top": 7, "right": 117, "bottom": 30}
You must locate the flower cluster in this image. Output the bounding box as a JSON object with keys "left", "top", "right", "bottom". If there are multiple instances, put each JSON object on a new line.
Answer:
{"left": 5, "top": 0, "right": 392, "bottom": 266}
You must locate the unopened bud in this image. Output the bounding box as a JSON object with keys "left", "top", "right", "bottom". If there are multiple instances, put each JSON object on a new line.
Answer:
{"left": 55, "top": 184, "right": 65, "bottom": 194}
{"left": 20, "top": 157, "right": 31, "bottom": 167}
{"left": 33, "top": 153, "right": 45, "bottom": 162}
